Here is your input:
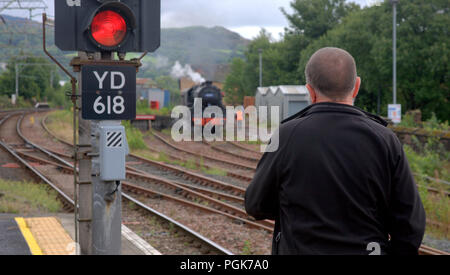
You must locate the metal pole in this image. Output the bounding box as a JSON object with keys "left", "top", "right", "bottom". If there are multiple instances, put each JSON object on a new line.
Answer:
{"left": 258, "top": 49, "right": 263, "bottom": 87}
{"left": 50, "top": 71, "right": 54, "bottom": 88}
{"left": 91, "top": 51, "right": 122, "bottom": 255}
{"left": 392, "top": 0, "right": 398, "bottom": 104}
{"left": 72, "top": 77, "right": 79, "bottom": 255}
{"left": 77, "top": 52, "right": 92, "bottom": 255}
{"left": 15, "top": 64, "right": 18, "bottom": 98}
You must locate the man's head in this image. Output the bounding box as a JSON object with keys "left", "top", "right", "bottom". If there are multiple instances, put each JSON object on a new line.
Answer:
{"left": 305, "top": 47, "right": 361, "bottom": 105}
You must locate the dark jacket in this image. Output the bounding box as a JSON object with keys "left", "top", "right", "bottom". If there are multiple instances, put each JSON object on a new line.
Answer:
{"left": 245, "top": 103, "right": 426, "bottom": 255}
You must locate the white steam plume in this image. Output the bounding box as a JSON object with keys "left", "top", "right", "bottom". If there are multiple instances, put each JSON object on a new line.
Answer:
{"left": 170, "top": 61, "right": 205, "bottom": 84}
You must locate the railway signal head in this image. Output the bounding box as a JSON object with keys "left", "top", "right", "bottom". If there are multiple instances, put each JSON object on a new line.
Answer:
{"left": 90, "top": 9, "right": 129, "bottom": 49}
{"left": 55, "top": 0, "right": 160, "bottom": 53}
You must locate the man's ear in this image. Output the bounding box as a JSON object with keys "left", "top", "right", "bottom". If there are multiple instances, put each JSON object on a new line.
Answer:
{"left": 306, "top": 84, "right": 317, "bottom": 104}
{"left": 352, "top": 77, "right": 361, "bottom": 99}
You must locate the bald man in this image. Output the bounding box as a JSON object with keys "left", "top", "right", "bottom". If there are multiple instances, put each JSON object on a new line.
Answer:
{"left": 245, "top": 47, "right": 426, "bottom": 255}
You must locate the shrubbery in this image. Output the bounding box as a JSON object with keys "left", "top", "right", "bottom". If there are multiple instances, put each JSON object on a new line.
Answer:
{"left": 400, "top": 112, "right": 449, "bottom": 131}
{"left": 405, "top": 137, "right": 449, "bottom": 182}
{"left": 0, "top": 95, "right": 32, "bottom": 109}
{"left": 123, "top": 120, "right": 147, "bottom": 150}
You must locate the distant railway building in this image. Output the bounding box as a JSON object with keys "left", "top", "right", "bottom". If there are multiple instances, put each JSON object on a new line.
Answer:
{"left": 255, "top": 87, "right": 269, "bottom": 108}
{"left": 137, "top": 78, "right": 170, "bottom": 110}
{"left": 255, "top": 85, "right": 311, "bottom": 122}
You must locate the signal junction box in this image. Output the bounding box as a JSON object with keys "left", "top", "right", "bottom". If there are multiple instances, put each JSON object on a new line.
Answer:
{"left": 99, "top": 125, "right": 129, "bottom": 181}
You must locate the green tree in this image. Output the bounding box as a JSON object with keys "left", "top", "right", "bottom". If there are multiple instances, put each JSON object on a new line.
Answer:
{"left": 223, "top": 0, "right": 448, "bottom": 121}
{"left": 224, "top": 0, "right": 361, "bottom": 101}
{"left": 298, "top": 0, "right": 449, "bottom": 120}
{"left": 229, "top": 29, "right": 289, "bottom": 98}
{"left": 242, "top": 29, "right": 274, "bottom": 92}
{"left": 0, "top": 56, "right": 59, "bottom": 102}
{"left": 47, "top": 82, "right": 71, "bottom": 109}
{"left": 389, "top": 0, "right": 449, "bottom": 120}
{"left": 223, "top": 58, "right": 246, "bottom": 104}
{"left": 282, "top": 0, "right": 360, "bottom": 41}
{"left": 298, "top": 4, "right": 388, "bottom": 113}
{"left": 155, "top": 75, "right": 179, "bottom": 95}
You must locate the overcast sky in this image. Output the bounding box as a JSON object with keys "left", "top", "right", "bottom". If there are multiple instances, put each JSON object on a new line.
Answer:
{"left": 2, "top": 0, "right": 372, "bottom": 39}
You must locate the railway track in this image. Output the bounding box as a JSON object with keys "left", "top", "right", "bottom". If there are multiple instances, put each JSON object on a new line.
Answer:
{"left": 227, "top": 141, "right": 264, "bottom": 156}
{"left": 124, "top": 167, "right": 274, "bottom": 229}
{"left": 145, "top": 145, "right": 254, "bottom": 183}
{"left": 0, "top": 111, "right": 233, "bottom": 255}
{"left": 202, "top": 140, "right": 262, "bottom": 162}
{"left": 128, "top": 154, "right": 247, "bottom": 195}
{"left": 39, "top": 111, "right": 450, "bottom": 255}
{"left": 42, "top": 115, "right": 254, "bottom": 183}
{"left": 147, "top": 131, "right": 254, "bottom": 182}
{"left": 125, "top": 165, "right": 245, "bottom": 204}
{"left": 0, "top": 113, "right": 75, "bottom": 210}
{"left": 42, "top": 114, "right": 248, "bottom": 197}
{"left": 42, "top": 114, "right": 250, "bottom": 191}
{"left": 151, "top": 130, "right": 257, "bottom": 171}
{"left": 41, "top": 114, "right": 274, "bottom": 231}
{"left": 419, "top": 245, "right": 449, "bottom": 255}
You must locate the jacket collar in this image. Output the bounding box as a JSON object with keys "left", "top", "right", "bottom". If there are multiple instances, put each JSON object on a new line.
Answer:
{"left": 282, "top": 102, "right": 388, "bottom": 127}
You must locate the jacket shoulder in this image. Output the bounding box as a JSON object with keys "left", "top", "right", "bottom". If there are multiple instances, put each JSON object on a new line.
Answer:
{"left": 359, "top": 116, "right": 403, "bottom": 150}
{"left": 279, "top": 115, "right": 314, "bottom": 137}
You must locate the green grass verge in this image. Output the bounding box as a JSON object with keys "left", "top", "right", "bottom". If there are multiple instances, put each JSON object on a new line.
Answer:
{"left": 405, "top": 137, "right": 449, "bottom": 182}
{"left": 47, "top": 109, "right": 73, "bottom": 124}
{"left": 405, "top": 137, "right": 450, "bottom": 238}
{"left": 418, "top": 185, "right": 450, "bottom": 239}
{"left": 46, "top": 110, "right": 75, "bottom": 143}
{"left": 0, "top": 180, "right": 62, "bottom": 214}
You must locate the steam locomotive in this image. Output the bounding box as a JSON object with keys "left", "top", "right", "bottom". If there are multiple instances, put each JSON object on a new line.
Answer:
{"left": 182, "top": 81, "right": 226, "bottom": 126}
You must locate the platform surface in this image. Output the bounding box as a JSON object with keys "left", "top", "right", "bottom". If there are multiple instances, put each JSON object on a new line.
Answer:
{"left": 0, "top": 214, "right": 161, "bottom": 255}
{"left": 0, "top": 215, "right": 31, "bottom": 255}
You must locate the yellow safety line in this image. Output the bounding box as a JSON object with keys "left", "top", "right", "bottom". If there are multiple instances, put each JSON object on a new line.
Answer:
{"left": 14, "top": 218, "right": 44, "bottom": 255}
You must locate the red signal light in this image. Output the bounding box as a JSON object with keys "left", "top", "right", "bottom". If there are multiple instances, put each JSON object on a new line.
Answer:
{"left": 91, "top": 10, "right": 127, "bottom": 47}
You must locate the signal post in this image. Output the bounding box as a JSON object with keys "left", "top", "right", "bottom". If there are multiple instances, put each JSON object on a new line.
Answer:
{"left": 52, "top": 0, "right": 160, "bottom": 255}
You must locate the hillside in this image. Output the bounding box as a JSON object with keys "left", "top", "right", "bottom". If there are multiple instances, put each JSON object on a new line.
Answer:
{"left": 0, "top": 15, "right": 46, "bottom": 61}
{"left": 0, "top": 15, "right": 249, "bottom": 78}
{"left": 160, "top": 26, "right": 249, "bottom": 65}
